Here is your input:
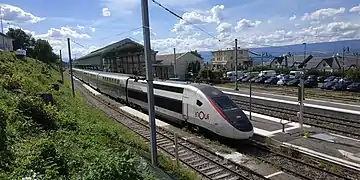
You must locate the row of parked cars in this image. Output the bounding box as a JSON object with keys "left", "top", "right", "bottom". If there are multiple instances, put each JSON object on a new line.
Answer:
{"left": 231, "top": 70, "right": 360, "bottom": 92}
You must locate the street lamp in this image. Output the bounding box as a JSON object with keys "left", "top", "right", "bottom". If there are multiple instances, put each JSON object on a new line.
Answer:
{"left": 342, "top": 46, "right": 350, "bottom": 77}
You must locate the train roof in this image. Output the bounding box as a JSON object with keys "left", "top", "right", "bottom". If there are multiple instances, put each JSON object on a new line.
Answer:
{"left": 74, "top": 68, "right": 220, "bottom": 93}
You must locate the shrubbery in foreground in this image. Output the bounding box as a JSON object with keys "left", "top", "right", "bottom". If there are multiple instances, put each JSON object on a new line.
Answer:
{"left": 0, "top": 52, "right": 198, "bottom": 180}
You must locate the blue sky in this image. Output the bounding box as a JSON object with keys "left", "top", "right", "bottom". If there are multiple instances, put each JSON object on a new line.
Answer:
{"left": 1, "top": 0, "right": 360, "bottom": 61}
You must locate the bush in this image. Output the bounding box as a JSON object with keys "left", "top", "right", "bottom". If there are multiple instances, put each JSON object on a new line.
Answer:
{"left": 345, "top": 68, "right": 360, "bottom": 81}
{"left": 0, "top": 52, "right": 197, "bottom": 180}
{"left": 8, "top": 138, "right": 68, "bottom": 180}
{"left": 17, "top": 96, "right": 57, "bottom": 131}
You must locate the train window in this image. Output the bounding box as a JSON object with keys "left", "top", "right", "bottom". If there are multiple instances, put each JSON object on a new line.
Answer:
{"left": 196, "top": 100, "right": 203, "bottom": 107}
{"left": 211, "top": 96, "right": 237, "bottom": 111}
{"left": 153, "top": 84, "right": 184, "bottom": 93}
{"left": 155, "top": 95, "right": 182, "bottom": 113}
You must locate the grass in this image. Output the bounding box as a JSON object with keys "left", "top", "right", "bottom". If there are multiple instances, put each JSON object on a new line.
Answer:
{"left": 0, "top": 52, "right": 199, "bottom": 180}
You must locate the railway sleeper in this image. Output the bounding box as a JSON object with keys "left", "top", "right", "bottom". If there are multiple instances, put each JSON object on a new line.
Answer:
{"left": 197, "top": 164, "right": 217, "bottom": 172}
{"left": 159, "top": 142, "right": 174, "bottom": 148}
{"left": 182, "top": 155, "right": 198, "bottom": 162}
{"left": 212, "top": 172, "right": 232, "bottom": 180}
{"left": 204, "top": 168, "right": 224, "bottom": 176}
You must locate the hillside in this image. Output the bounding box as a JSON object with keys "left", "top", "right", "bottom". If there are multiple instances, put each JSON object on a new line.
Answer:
{"left": 0, "top": 52, "right": 196, "bottom": 180}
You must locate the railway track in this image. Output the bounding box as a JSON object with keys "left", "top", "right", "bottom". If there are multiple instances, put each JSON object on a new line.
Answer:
{"left": 232, "top": 99, "right": 360, "bottom": 138}
{"left": 75, "top": 80, "right": 267, "bottom": 180}
{"left": 238, "top": 140, "right": 358, "bottom": 180}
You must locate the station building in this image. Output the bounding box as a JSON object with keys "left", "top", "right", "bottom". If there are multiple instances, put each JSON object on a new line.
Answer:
{"left": 75, "top": 38, "right": 204, "bottom": 81}
{"left": 74, "top": 38, "right": 158, "bottom": 76}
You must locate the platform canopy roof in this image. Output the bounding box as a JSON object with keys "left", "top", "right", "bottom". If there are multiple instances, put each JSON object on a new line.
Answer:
{"left": 77, "top": 38, "right": 157, "bottom": 61}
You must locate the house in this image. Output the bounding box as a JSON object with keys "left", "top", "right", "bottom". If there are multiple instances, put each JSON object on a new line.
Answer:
{"left": 155, "top": 51, "right": 204, "bottom": 80}
{"left": 315, "top": 57, "right": 341, "bottom": 73}
{"left": 211, "top": 47, "right": 251, "bottom": 71}
{"left": 74, "top": 38, "right": 158, "bottom": 76}
{"left": 0, "top": 32, "right": 13, "bottom": 52}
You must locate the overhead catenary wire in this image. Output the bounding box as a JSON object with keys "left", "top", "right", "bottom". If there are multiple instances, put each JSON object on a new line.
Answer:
{"left": 150, "top": 0, "right": 220, "bottom": 41}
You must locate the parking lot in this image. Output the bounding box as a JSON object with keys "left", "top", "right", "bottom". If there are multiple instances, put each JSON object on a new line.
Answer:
{"left": 221, "top": 70, "right": 360, "bottom": 103}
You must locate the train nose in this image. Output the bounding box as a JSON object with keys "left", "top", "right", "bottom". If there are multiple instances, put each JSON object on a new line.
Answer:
{"left": 224, "top": 110, "right": 253, "bottom": 132}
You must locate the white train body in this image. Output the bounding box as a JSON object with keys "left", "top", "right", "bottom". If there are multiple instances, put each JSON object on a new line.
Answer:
{"left": 73, "top": 68, "right": 254, "bottom": 139}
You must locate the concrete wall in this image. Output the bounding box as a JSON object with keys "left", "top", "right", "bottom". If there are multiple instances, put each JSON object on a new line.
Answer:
{"left": 0, "top": 35, "right": 13, "bottom": 51}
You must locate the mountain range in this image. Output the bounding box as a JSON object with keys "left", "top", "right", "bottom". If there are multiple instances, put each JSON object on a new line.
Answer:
{"left": 198, "top": 39, "right": 360, "bottom": 63}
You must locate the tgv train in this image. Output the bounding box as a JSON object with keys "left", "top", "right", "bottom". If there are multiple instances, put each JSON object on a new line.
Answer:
{"left": 73, "top": 68, "right": 254, "bottom": 139}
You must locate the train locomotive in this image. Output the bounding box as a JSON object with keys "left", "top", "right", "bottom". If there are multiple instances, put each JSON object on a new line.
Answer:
{"left": 73, "top": 68, "right": 254, "bottom": 140}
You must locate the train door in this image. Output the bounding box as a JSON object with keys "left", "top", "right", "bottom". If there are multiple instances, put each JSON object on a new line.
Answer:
{"left": 182, "top": 89, "right": 194, "bottom": 124}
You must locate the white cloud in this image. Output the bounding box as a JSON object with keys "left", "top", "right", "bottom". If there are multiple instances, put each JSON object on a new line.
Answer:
{"left": 172, "top": 5, "right": 225, "bottom": 33}
{"left": 77, "top": 25, "right": 85, "bottom": 30}
{"left": 151, "top": 20, "right": 360, "bottom": 54}
{"left": 267, "top": 20, "right": 272, "bottom": 24}
{"left": 102, "top": 8, "right": 111, "bottom": 17}
{"left": 89, "top": 26, "right": 96, "bottom": 32}
{"left": 132, "top": 28, "right": 156, "bottom": 36}
{"left": 234, "top": 19, "right": 261, "bottom": 31}
{"left": 0, "top": 4, "right": 45, "bottom": 24}
{"left": 216, "top": 22, "right": 232, "bottom": 33}
{"left": 301, "top": 7, "right": 345, "bottom": 21}
{"left": 349, "top": 4, "right": 360, "bottom": 13}
{"left": 35, "top": 26, "right": 91, "bottom": 39}
{"left": 289, "top": 14, "right": 296, "bottom": 20}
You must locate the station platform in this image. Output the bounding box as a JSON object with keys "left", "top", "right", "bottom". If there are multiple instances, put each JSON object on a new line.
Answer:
{"left": 251, "top": 111, "right": 360, "bottom": 172}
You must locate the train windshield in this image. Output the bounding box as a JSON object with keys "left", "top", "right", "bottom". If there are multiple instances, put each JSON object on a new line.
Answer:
{"left": 211, "top": 96, "right": 238, "bottom": 112}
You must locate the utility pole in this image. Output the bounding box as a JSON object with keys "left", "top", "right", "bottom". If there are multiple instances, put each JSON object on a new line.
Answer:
{"left": 67, "top": 38, "right": 75, "bottom": 97}
{"left": 354, "top": 52, "right": 359, "bottom": 68}
{"left": 59, "top": 50, "right": 64, "bottom": 83}
{"left": 0, "top": 6, "right": 5, "bottom": 51}
{"left": 343, "top": 47, "right": 350, "bottom": 77}
{"left": 249, "top": 63, "right": 252, "bottom": 121}
{"left": 173, "top": 48, "right": 176, "bottom": 78}
{"left": 261, "top": 52, "right": 264, "bottom": 71}
{"left": 299, "top": 43, "right": 306, "bottom": 132}
{"left": 141, "top": 0, "right": 158, "bottom": 166}
{"left": 234, "top": 39, "right": 238, "bottom": 91}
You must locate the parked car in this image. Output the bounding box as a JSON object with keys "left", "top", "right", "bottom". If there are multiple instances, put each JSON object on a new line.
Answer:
{"left": 321, "top": 81, "right": 337, "bottom": 90}
{"left": 333, "top": 77, "right": 342, "bottom": 83}
{"left": 317, "top": 76, "right": 325, "bottom": 82}
{"left": 286, "top": 78, "right": 300, "bottom": 86}
{"left": 307, "top": 75, "right": 317, "bottom": 80}
{"left": 250, "top": 76, "right": 261, "bottom": 83}
{"left": 277, "top": 75, "right": 291, "bottom": 85}
{"left": 258, "top": 70, "right": 276, "bottom": 77}
{"left": 241, "top": 76, "right": 254, "bottom": 82}
{"left": 324, "top": 76, "right": 336, "bottom": 82}
{"left": 346, "top": 82, "right": 360, "bottom": 92}
{"left": 332, "top": 80, "right": 354, "bottom": 91}
{"left": 276, "top": 74, "right": 285, "bottom": 79}
{"left": 265, "top": 76, "right": 279, "bottom": 85}
{"left": 289, "top": 70, "right": 304, "bottom": 79}
{"left": 304, "top": 78, "right": 318, "bottom": 88}
{"left": 237, "top": 75, "right": 247, "bottom": 82}
{"left": 255, "top": 76, "right": 269, "bottom": 83}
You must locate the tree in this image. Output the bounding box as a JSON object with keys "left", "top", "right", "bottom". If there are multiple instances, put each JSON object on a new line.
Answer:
{"left": 33, "top": 39, "right": 58, "bottom": 63}
{"left": 6, "top": 28, "right": 35, "bottom": 51}
{"left": 6, "top": 28, "right": 58, "bottom": 63}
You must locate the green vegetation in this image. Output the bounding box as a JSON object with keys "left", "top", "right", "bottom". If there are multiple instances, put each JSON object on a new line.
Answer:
{"left": 0, "top": 52, "right": 198, "bottom": 180}
{"left": 6, "top": 28, "right": 59, "bottom": 63}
